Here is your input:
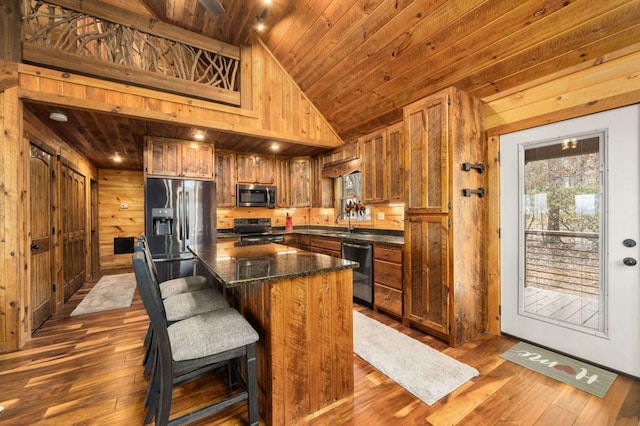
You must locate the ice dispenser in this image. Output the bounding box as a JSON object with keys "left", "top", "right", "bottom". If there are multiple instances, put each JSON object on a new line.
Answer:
{"left": 152, "top": 208, "right": 174, "bottom": 236}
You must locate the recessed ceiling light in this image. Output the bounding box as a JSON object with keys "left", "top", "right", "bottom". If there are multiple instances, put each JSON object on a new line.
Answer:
{"left": 113, "top": 154, "right": 122, "bottom": 163}
{"left": 49, "top": 112, "right": 68, "bottom": 122}
{"left": 193, "top": 131, "right": 205, "bottom": 141}
{"left": 270, "top": 142, "right": 280, "bottom": 151}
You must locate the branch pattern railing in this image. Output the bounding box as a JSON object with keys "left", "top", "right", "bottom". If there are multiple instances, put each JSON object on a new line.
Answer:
{"left": 524, "top": 229, "right": 600, "bottom": 297}
{"left": 22, "top": 0, "right": 240, "bottom": 93}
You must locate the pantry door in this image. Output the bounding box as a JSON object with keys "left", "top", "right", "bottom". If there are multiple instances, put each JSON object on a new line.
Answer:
{"left": 500, "top": 104, "right": 640, "bottom": 377}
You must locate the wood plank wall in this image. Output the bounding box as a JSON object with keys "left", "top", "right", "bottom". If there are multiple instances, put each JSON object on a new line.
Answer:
{"left": 483, "top": 50, "right": 640, "bottom": 335}
{"left": 98, "top": 170, "right": 144, "bottom": 270}
{"left": 251, "top": 40, "right": 343, "bottom": 147}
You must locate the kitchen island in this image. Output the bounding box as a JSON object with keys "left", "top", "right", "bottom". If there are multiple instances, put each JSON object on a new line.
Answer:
{"left": 188, "top": 242, "right": 357, "bottom": 425}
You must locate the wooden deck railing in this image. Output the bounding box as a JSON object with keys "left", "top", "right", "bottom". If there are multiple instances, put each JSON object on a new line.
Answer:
{"left": 21, "top": 0, "right": 241, "bottom": 105}
{"left": 525, "top": 229, "right": 600, "bottom": 296}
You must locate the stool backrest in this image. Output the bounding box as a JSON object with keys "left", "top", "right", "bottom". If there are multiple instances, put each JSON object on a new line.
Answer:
{"left": 132, "top": 247, "right": 171, "bottom": 357}
{"left": 137, "top": 235, "right": 161, "bottom": 283}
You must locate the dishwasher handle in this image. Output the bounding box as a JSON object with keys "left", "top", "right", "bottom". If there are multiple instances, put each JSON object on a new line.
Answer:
{"left": 342, "top": 241, "right": 372, "bottom": 249}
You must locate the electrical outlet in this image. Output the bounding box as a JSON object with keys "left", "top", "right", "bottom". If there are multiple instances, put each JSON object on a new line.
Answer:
{"left": 120, "top": 203, "right": 129, "bottom": 209}
{"left": 377, "top": 211, "right": 385, "bottom": 220}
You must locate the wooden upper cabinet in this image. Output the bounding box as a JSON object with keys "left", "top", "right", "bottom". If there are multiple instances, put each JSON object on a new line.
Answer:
{"left": 147, "top": 137, "right": 180, "bottom": 176}
{"left": 146, "top": 136, "right": 214, "bottom": 179}
{"left": 360, "top": 121, "right": 404, "bottom": 205}
{"left": 290, "top": 156, "right": 311, "bottom": 207}
{"left": 403, "top": 94, "right": 449, "bottom": 213}
{"left": 215, "top": 149, "right": 236, "bottom": 207}
{"left": 237, "top": 152, "right": 275, "bottom": 184}
{"left": 386, "top": 122, "right": 404, "bottom": 203}
{"left": 275, "top": 156, "right": 291, "bottom": 207}
{"left": 181, "top": 142, "right": 214, "bottom": 178}
{"left": 362, "top": 129, "right": 386, "bottom": 204}
{"left": 311, "top": 155, "right": 334, "bottom": 208}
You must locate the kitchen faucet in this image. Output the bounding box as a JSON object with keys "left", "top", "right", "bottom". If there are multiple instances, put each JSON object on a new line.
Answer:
{"left": 335, "top": 211, "right": 353, "bottom": 233}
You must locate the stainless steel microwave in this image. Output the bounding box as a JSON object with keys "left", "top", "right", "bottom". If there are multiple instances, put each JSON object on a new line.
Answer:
{"left": 236, "top": 184, "right": 276, "bottom": 208}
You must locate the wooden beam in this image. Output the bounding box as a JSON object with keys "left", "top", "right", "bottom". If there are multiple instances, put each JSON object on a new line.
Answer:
{"left": 0, "top": 86, "right": 26, "bottom": 352}
{"left": 0, "top": 0, "right": 21, "bottom": 62}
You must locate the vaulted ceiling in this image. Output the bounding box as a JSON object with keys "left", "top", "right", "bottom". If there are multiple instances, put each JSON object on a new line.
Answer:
{"left": 26, "top": 0, "right": 640, "bottom": 170}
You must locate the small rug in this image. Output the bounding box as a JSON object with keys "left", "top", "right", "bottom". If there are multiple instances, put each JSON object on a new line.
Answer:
{"left": 70, "top": 273, "right": 136, "bottom": 316}
{"left": 501, "top": 341, "right": 617, "bottom": 398}
{"left": 353, "top": 311, "right": 479, "bottom": 406}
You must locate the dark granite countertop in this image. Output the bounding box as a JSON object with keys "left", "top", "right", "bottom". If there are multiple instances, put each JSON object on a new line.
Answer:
{"left": 189, "top": 241, "right": 358, "bottom": 288}
{"left": 291, "top": 228, "right": 404, "bottom": 246}
{"left": 217, "top": 227, "right": 404, "bottom": 246}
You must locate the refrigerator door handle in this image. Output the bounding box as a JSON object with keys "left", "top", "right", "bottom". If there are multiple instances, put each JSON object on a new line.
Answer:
{"left": 178, "top": 191, "right": 183, "bottom": 241}
{"left": 185, "top": 191, "right": 190, "bottom": 240}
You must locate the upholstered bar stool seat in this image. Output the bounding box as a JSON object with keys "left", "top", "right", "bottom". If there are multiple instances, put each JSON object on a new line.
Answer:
{"left": 163, "top": 289, "right": 229, "bottom": 322}
{"left": 168, "top": 308, "right": 259, "bottom": 362}
{"left": 158, "top": 275, "right": 211, "bottom": 299}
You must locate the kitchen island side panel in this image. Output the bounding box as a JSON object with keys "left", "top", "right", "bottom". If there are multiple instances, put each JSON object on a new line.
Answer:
{"left": 229, "top": 269, "right": 354, "bottom": 425}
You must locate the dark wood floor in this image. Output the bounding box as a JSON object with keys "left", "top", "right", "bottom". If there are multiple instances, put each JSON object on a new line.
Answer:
{"left": 0, "top": 270, "right": 638, "bottom": 425}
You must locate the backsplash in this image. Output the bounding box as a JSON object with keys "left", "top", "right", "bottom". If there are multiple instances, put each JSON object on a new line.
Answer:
{"left": 217, "top": 205, "right": 404, "bottom": 231}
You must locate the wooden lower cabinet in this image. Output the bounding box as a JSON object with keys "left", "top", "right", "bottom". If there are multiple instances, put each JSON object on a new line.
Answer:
{"left": 309, "top": 236, "right": 342, "bottom": 257}
{"left": 373, "top": 243, "right": 403, "bottom": 317}
{"left": 404, "top": 215, "right": 450, "bottom": 340}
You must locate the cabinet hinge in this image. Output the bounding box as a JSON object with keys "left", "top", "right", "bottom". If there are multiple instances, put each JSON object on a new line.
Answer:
{"left": 51, "top": 170, "right": 55, "bottom": 178}
{"left": 498, "top": 227, "right": 501, "bottom": 238}
{"left": 447, "top": 96, "right": 451, "bottom": 106}
{"left": 52, "top": 283, "right": 56, "bottom": 292}
{"left": 499, "top": 304, "right": 501, "bottom": 316}
{"left": 448, "top": 201, "right": 451, "bottom": 210}
{"left": 497, "top": 150, "right": 501, "bottom": 163}
{"left": 52, "top": 227, "right": 55, "bottom": 235}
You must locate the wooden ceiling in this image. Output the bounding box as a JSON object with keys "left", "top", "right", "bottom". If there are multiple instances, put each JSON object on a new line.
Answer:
{"left": 28, "top": 0, "right": 640, "bottom": 171}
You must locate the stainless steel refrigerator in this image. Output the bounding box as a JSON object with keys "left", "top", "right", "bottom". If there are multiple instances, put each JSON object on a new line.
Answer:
{"left": 144, "top": 178, "right": 216, "bottom": 281}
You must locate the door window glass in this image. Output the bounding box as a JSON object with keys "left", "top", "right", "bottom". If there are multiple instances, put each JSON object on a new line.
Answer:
{"left": 521, "top": 134, "right": 604, "bottom": 332}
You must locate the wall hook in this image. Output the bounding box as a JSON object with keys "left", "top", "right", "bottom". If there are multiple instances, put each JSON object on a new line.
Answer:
{"left": 462, "top": 188, "right": 485, "bottom": 197}
{"left": 462, "top": 162, "right": 485, "bottom": 173}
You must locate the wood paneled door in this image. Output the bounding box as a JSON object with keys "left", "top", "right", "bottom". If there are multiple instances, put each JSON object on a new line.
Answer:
{"left": 29, "top": 143, "right": 54, "bottom": 332}
{"left": 61, "top": 164, "right": 86, "bottom": 301}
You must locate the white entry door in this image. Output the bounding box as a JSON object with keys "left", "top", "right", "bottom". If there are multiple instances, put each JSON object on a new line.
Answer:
{"left": 500, "top": 104, "right": 640, "bottom": 377}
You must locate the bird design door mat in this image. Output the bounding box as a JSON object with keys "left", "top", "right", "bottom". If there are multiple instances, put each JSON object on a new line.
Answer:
{"left": 500, "top": 341, "right": 617, "bottom": 398}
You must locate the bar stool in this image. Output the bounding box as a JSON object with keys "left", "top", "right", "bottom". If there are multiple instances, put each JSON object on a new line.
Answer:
{"left": 135, "top": 241, "right": 230, "bottom": 377}
{"left": 132, "top": 249, "right": 259, "bottom": 426}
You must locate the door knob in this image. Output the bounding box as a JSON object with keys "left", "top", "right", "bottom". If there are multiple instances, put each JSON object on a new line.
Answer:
{"left": 30, "top": 243, "right": 40, "bottom": 251}
{"left": 623, "top": 257, "right": 637, "bottom": 266}
{"left": 623, "top": 239, "right": 637, "bottom": 248}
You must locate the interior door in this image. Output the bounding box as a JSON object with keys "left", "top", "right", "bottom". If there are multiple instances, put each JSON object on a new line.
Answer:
{"left": 61, "top": 164, "right": 86, "bottom": 300}
{"left": 30, "top": 143, "right": 53, "bottom": 332}
{"left": 500, "top": 105, "right": 640, "bottom": 377}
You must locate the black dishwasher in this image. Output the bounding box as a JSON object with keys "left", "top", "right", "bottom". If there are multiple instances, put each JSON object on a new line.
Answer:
{"left": 342, "top": 241, "right": 373, "bottom": 307}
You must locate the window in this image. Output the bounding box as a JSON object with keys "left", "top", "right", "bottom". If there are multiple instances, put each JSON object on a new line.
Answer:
{"left": 338, "top": 172, "right": 370, "bottom": 222}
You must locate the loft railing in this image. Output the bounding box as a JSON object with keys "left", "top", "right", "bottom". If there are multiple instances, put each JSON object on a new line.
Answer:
{"left": 21, "top": 0, "right": 241, "bottom": 106}
{"left": 524, "top": 229, "right": 600, "bottom": 296}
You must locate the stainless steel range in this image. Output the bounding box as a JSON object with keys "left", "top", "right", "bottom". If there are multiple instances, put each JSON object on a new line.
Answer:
{"left": 233, "top": 218, "right": 284, "bottom": 246}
